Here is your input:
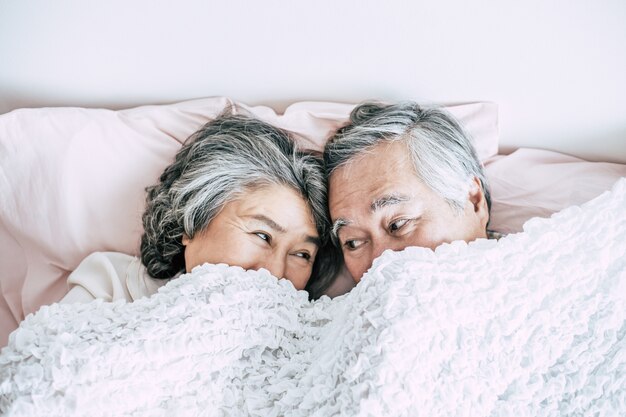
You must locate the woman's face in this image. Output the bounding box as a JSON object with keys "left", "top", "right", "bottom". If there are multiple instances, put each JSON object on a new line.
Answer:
{"left": 182, "top": 184, "right": 320, "bottom": 290}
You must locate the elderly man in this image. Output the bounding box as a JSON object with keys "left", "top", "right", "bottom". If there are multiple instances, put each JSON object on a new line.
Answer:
{"left": 324, "top": 102, "right": 493, "bottom": 282}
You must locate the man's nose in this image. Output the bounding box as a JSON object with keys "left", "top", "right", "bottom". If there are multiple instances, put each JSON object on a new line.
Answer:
{"left": 356, "top": 242, "right": 387, "bottom": 279}
{"left": 371, "top": 242, "right": 387, "bottom": 263}
{"left": 371, "top": 239, "right": 409, "bottom": 265}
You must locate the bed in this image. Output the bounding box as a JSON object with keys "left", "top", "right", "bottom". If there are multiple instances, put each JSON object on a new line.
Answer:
{"left": 1, "top": 1, "right": 625, "bottom": 416}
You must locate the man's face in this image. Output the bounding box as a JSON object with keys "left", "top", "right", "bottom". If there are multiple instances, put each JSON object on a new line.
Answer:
{"left": 328, "top": 141, "right": 488, "bottom": 282}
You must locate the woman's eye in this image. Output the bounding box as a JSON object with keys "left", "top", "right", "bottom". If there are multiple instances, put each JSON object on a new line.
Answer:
{"left": 294, "top": 252, "right": 311, "bottom": 261}
{"left": 389, "top": 218, "right": 410, "bottom": 233}
{"left": 254, "top": 232, "right": 271, "bottom": 244}
{"left": 343, "top": 239, "right": 364, "bottom": 251}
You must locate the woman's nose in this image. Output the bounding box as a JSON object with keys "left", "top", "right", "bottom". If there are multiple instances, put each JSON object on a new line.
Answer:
{"left": 257, "top": 256, "right": 286, "bottom": 280}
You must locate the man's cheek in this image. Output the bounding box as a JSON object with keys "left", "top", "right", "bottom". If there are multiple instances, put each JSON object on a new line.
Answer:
{"left": 343, "top": 257, "right": 363, "bottom": 283}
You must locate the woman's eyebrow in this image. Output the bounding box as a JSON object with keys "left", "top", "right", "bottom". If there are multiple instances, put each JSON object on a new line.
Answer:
{"left": 245, "top": 214, "right": 286, "bottom": 233}
{"left": 305, "top": 235, "right": 321, "bottom": 246}
{"left": 247, "top": 214, "right": 320, "bottom": 246}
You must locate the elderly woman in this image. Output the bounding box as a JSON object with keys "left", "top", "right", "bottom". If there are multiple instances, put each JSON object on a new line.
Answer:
{"left": 61, "top": 113, "right": 337, "bottom": 303}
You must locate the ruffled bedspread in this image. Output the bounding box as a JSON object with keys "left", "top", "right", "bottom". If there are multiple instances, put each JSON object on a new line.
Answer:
{"left": 1, "top": 179, "right": 625, "bottom": 417}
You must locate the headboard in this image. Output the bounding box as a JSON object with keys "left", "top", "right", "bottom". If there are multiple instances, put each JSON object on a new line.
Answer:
{"left": 0, "top": 0, "right": 625, "bottom": 163}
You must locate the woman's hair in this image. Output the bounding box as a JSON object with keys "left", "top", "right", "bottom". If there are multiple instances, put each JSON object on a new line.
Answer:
{"left": 140, "top": 112, "right": 338, "bottom": 299}
{"left": 324, "top": 101, "right": 491, "bottom": 214}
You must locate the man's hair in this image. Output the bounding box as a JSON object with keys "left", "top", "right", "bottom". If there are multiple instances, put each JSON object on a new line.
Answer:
{"left": 141, "top": 112, "right": 336, "bottom": 299}
{"left": 324, "top": 101, "right": 491, "bottom": 213}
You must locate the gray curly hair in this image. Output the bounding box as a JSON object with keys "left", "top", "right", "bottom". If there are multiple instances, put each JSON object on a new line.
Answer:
{"left": 140, "top": 112, "right": 336, "bottom": 299}
{"left": 324, "top": 101, "right": 491, "bottom": 215}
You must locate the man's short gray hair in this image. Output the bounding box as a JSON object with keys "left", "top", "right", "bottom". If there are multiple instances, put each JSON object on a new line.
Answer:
{"left": 141, "top": 112, "right": 334, "bottom": 298}
{"left": 324, "top": 101, "right": 491, "bottom": 214}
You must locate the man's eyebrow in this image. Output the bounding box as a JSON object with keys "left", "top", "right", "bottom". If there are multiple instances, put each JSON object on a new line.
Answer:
{"left": 246, "top": 214, "right": 286, "bottom": 233}
{"left": 370, "top": 194, "right": 410, "bottom": 212}
{"left": 332, "top": 218, "right": 351, "bottom": 239}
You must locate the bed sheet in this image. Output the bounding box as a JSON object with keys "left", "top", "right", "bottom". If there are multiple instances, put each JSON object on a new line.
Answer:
{"left": 2, "top": 98, "right": 626, "bottom": 347}
{"left": 2, "top": 177, "right": 624, "bottom": 416}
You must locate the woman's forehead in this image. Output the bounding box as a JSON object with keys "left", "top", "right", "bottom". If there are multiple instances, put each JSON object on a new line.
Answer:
{"left": 228, "top": 184, "right": 318, "bottom": 232}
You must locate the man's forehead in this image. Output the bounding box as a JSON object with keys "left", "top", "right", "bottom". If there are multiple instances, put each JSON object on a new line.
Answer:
{"left": 330, "top": 161, "right": 415, "bottom": 199}
{"left": 330, "top": 168, "right": 419, "bottom": 207}
{"left": 328, "top": 141, "right": 428, "bottom": 221}
{"left": 332, "top": 143, "right": 412, "bottom": 178}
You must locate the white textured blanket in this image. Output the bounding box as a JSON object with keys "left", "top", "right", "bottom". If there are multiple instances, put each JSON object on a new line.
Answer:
{"left": 1, "top": 179, "right": 625, "bottom": 417}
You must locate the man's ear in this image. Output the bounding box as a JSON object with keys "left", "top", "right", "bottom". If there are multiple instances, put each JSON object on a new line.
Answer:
{"left": 468, "top": 177, "right": 489, "bottom": 229}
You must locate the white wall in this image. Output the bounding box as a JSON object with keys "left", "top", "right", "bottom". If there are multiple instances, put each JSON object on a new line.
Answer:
{"left": 1, "top": 0, "right": 625, "bottom": 162}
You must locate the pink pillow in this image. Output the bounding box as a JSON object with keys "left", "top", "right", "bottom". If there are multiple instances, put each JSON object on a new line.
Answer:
{"left": 486, "top": 148, "right": 626, "bottom": 234}
{"left": 242, "top": 101, "right": 500, "bottom": 160}
{"left": 0, "top": 98, "right": 496, "bottom": 345}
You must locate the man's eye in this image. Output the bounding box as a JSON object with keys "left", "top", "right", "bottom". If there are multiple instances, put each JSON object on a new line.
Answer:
{"left": 343, "top": 239, "right": 364, "bottom": 250}
{"left": 389, "top": 218, "right": 410, "bottom": 233}
{"left": 254, "top": 232, "right": 271, "bottom": 244}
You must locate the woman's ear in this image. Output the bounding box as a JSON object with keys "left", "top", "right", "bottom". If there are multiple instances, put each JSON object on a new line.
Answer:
{"left": 182, "top": 234, "right": 190, "bottom": 246}
{"left": 468, "top": 177, "right": 489, "bottom": 229}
